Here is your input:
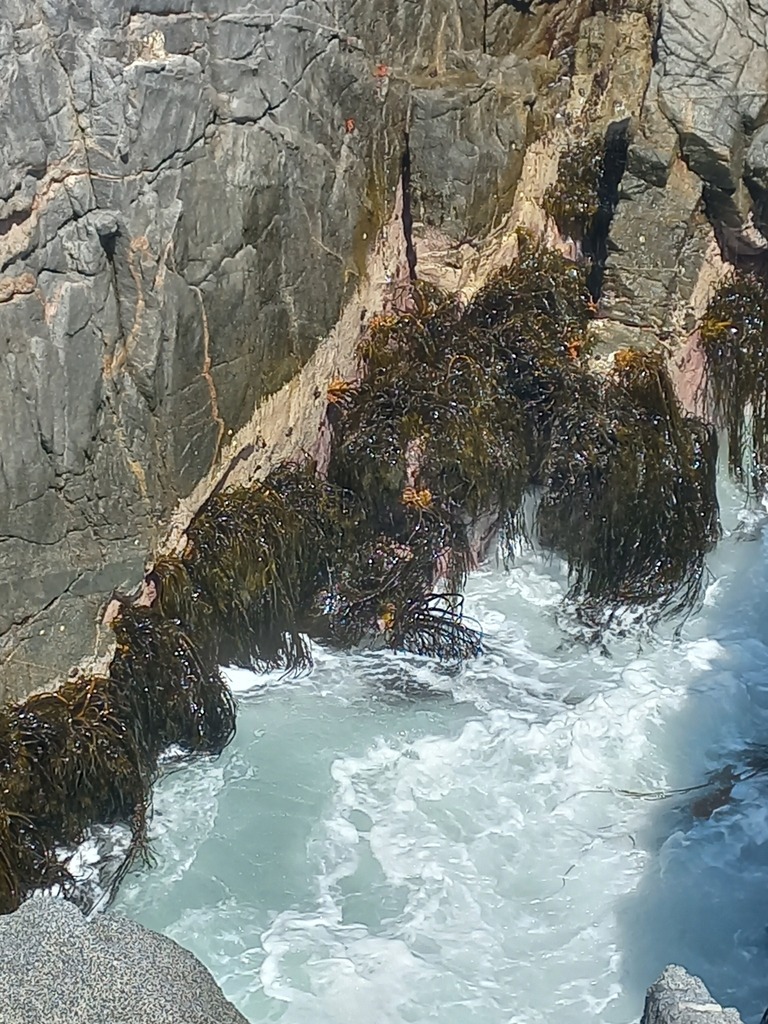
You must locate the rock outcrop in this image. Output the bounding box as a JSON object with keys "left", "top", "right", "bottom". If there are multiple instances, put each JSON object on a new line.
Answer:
{"left": 0, "top": 0, "right": 569, "bottom": 701}
{"left": 642, "top": 966, "right": 745, "bottom": 1024}
{"left": 0, "top": 896, "right": 249, "bottom": 1023}
{"left": 3, "top": 0, "right": 768, "bottom": 702}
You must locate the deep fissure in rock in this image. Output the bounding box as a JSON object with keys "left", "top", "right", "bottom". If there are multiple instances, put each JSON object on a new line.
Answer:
{"left": 586, "top": 118, "right": 630, "bottom": 300}
{"left": 401, "top": 134, "right": 417, "bottom": 280}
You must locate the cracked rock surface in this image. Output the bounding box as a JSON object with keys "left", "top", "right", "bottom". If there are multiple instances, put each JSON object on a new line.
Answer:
{"left": 3, "top": 0, "right": 768, "bottom": 701}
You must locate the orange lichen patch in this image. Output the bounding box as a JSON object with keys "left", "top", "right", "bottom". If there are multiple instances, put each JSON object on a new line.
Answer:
{"left": 327, "top": 378, "right": 356, "bottom": 404}
{"left": 701, "top": 317, "right": 734, "bottom": 333}
{"left": 567, "top": 338, "right": 584, "bottom": 361}
{"left": 377, "top": 603, "right": 397, "bottom": 631}
{"left": 611, "top": 347, "right": 640, "bottom": 372}
{"left": 401, "top": 486, "right": 433, "bottom": 510}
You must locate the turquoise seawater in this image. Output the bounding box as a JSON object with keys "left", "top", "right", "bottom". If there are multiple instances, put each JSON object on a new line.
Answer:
{"left": 113, "top": 478, "right": 768, "bottom": 1024}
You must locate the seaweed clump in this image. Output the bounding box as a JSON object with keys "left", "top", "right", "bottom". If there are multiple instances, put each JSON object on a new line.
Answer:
{"left": 699, "top": 270, "right": 768, "bottom": 490}
{"left": 328, "top": 237, "right": 589, "bottom": 646}
{"left": 155, "top": 464, "right": 360, "bottom": 671}
{"left": 465, "top": 235, "right": 594, "bottom": 474}
{"left": 543, "top": 136, "right": 605, "bottom": 239}
{"left": 536, "top": 348, "right": 720, "bottom": 624}
{"left": 0, "top": 606, "right": 236, "bottom": 914}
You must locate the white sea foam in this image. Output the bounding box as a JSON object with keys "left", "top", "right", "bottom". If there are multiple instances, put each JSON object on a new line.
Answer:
{"left": 111, "top": 475, "right": 768, "bottom": 1024}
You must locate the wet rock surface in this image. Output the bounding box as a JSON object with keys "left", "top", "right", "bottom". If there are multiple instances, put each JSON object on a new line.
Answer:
{"left": 0, "top": 896, "right": 249, "bottom": 1024}
{"left": 641, "top": 966, "right": 745, "bottom": 1024}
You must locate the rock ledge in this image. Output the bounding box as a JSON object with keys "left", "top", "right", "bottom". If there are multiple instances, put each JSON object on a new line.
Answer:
{"left": 0, "top": 896, "right": 248, "bottom": 1024}
{"left": 642, "top": 966, "right": 745, "bottom": 1024}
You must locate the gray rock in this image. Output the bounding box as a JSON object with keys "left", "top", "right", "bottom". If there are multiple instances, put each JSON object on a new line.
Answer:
{"left": 0, "top": 896, "right": 248, "bottom": 1023}
{"left": 627, "top": 67, "right": 679, "bottom": 188}
{"left": 600, "top": 164, "right": 709, "bottom": 333}
{"left": 656, "top": 0, "right": 768, "bottom": 192}
{"left": 0, "top": 0, "right": 591, "bottom": 701}
{"left": 641, "top": 966, "right": 745, "bottom": 1024}
{"left": 409, "top": 52, "right": 535, "bottom": 240}
{"left": 1, "top": 0, "right": 500, "bottom": 701}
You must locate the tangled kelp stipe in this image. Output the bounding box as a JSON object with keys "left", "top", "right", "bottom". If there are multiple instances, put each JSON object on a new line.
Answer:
{"left": 323, "top": 533, "right": 481, "bottom": 660}
{"left": 537, "top": 349, "right": 720, "bottom": 625}
{"left": 700, "top": 270, "right": 768, "bottom": 491}
{"left": 0, "top": 606, "right": 236, "bottom": 914}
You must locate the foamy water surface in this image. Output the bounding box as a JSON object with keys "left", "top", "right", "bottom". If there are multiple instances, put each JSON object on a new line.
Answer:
{"left": 114, "top": 477, "right": 768, "bottom": 1023}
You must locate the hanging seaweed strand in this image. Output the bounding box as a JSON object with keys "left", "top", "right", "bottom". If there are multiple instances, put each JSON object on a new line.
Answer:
{"left": 699, "top": 270, "right": 768, "bottom": 491}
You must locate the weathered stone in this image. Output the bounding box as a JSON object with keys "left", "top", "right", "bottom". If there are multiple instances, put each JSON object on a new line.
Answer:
{"left": 0, "top": 0, "right": 416, "bottom": 701}
{"left": 627, "top": 68, "right": 679, "bottom": 187}
{"left": 409, "top": 52, "right": 535, "bottom": 240}
{"left": 600, "top": 162, "right": 709, "bottom": 333}
{"left": 641, "top": 966, "right": 744, "bottom": 1024}
{"left": 746, "top": 124, "right": 768, "bottom": 194}
{"left": 0, "top": 896, "right": 248, "bottom": 1024}
{"left": 656, "top": 0, "right": 768, "bottom": 192}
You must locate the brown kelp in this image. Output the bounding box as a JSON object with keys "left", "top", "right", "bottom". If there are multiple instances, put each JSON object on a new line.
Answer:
{"left": 0, "top": 605, "right": 236, "bottom": 914}
{"left": 536, "top": 348, "right": 720, "bottom": 623}
{"left": 699, "top": 270, "right": 768, "bottom": 489}
{"left": 543, "top": 137, "right": 605, "bottom": 240}
{"left": 465, "top": 234, "right": 594, "bottom": 475}
{"left": 0, "top": 236, "right": 729, "bottom": 917}
{"left": 324, "top": 532, "right": 481, "bottom": 660}
{"left": 155, "top": 464, "right": 360, "bottom": 671}
{"left": 329, "top": 300, "right": 530, "bottom": 575}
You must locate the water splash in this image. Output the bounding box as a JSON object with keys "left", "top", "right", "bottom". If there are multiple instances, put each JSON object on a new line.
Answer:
{"left": 112, "top": 476, "right": 768, "bottom": 1024}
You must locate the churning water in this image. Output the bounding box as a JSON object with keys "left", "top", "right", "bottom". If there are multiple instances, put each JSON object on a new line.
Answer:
{"left": 113, "top": 476, "right": 768, "bottom": 1024}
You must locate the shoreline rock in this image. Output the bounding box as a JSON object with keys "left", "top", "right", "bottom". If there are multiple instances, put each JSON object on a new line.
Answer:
{"left": 0, "top": 896, "right": 249, "bottom": 1024}
{"left": 642, "top": 966, "right": 746, "bottom": 1024}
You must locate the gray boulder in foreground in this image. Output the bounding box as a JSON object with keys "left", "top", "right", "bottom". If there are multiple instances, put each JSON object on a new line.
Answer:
{"left": 0, "top": 896, "right": 248, "bottom": 1024}
{"left": 642, "top": 966, "right": 745, "bottom": 1024}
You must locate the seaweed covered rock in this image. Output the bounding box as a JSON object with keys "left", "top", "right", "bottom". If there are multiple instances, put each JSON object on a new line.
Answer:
{"left": 331, "top": 238, "right": 720, "bottom": 628}
{"left": 0, "top": 897, "right": 248, "bottom": 1024}
{"left": 0, "top": 606, "right": 235, "bottom": 914}
{"left": 699, "top": 270, "right": 768, "bottom": 489}
{"left": 543, "top": 136, "right": 605, "bottom": 240}
{"left": 156, "top": 465, "right": 361, "bottom": 671}
{"left": 537, "top": 348, "right": 719, "bottom": 623}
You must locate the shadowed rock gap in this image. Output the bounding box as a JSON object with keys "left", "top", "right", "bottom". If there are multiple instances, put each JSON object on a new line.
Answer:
{"left": 587, "top": 119, "right": 630, "bottom": 300}
{"left": 401, "top": 134, "right": 418, "bottom": 281}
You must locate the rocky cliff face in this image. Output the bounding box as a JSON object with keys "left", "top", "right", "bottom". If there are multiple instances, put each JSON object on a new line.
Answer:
{"left": 2, "top": 0, "right": 767, "bottom": 702}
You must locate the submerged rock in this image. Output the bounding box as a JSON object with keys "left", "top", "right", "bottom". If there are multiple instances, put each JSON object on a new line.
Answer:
{"left": 0, "top": 896, "right": 248, "bottom": 1024}
{"left": 642, "top": 966, "right": 745, "bottom": 1024}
